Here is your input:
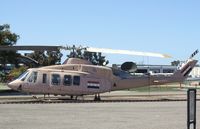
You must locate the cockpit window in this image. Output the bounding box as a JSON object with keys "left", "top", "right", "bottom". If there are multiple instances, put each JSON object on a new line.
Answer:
{"left": 17, "top": 70, "right": 29, "bottom": 81}
{"left": 28, "top": 72, "right": 38, "bottom": 83}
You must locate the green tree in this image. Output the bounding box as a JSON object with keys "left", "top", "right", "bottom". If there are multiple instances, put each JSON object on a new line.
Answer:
{"left": 27, "top": 50, "right": 63, "bottom": 66}
{"left": 0, "top": 24, "right": 20, "bottom": 70}
{"left": 83, "top": 51, "right": 109, "bottom": 66}
{"left": 46, "top": 50, "right": 63, "bottom": 65}
{"left": 0, "top": 24, "right": 19, "bottom": 46}
{"left": 27, "top": 51, "right": 46, "bottom": 66}
{"left": 67, "top": 47, "right": 109, "bottom": 66}
{"left": 171, "top": 60, "right": 180, "bottom": 66}
{"left": 8, "top": 66, "right": 27, "bottom": 80}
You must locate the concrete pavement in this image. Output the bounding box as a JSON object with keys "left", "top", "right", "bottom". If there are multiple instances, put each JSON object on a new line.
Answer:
{"left": 0, "top": 102, "right": 199, "bottom": 129}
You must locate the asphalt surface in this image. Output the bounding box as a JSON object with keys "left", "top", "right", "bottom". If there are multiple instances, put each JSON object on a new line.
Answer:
{"left": 0, "top": 102, "right": 199, "bottom": 129}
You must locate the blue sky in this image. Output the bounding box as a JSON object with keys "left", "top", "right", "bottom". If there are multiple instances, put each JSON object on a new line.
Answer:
{"left": 1, "top": 0, "right": 200, "bottom": 65}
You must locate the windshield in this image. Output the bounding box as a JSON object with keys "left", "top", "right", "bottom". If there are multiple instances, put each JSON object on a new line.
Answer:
{"left": 17, "top": 70, "right": 29, "bottom": 81}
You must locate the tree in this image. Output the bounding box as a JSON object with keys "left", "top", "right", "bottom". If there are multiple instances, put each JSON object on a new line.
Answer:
{"left": 0, "top": 24, "right": 19, "bottom": 46}
{"left": 171, "top": 60, "right": 180, "bottom": 66}
{"left": 0, "top": 24, "right": 20, "bottom": 69}
{"left": 46, "top": 50, "right": 63, "bottom": 65}
{"left": 0, "top": 24, "right": 20, "bottom": 82}
{"left": 8, "top": 66, "right": 27, "bottom": 80}
{"left": 27, "top": 51, "right": 46, "bottom": 66}
{"left": 27, "top": 50, "right": 63, "bottom": 66}
{"left": 67, "top": 47, "right": 109, "bottom": 66}
{"left": 83, "top": 52, "right": 109, "bottom": 66}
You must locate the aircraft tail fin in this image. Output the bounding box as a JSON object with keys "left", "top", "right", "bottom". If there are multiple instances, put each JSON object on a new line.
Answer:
{"left": 173, "top": 50, "right": 198, "bottom": 81}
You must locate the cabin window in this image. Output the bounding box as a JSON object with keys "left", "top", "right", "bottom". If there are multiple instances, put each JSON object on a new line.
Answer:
{"left": 73, "top": 76, "right": 80, "bottom": 86}
{"left": 51, "top": 74, "right": 60, "bottom": 85}
{"left": 63, "top": 75, "right": 72, "bottom": 86}
{"left": 43, "top": 74, "right": 47, "bottom": 83}
{"left": 28, "top": 72, "right": 38, "bottom": 83}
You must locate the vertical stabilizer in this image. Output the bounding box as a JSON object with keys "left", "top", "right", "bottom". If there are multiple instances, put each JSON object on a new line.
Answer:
{"left": 173, "top": 50, "right": 198, "bottom": 82}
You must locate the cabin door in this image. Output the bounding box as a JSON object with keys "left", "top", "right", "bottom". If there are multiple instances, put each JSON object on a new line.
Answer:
{"left": 50, "top": 73, "right": 61, "bottom": 94}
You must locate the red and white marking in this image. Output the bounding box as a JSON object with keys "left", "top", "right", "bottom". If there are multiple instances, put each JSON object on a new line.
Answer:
{"left": 87, "top": 81, "right": 100, "bottom": 89}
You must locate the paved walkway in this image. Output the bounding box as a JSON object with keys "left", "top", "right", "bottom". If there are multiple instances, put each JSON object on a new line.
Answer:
{"left": 0, "top": 102, "right": 199, "bottom": 129}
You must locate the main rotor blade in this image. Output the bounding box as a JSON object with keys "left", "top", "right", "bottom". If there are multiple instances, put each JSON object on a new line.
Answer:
{"left": 0, "top": 45, "right": 61, "bottom": 51}
{"left": 86, "top": 47, "right": 171, "bottom": 58}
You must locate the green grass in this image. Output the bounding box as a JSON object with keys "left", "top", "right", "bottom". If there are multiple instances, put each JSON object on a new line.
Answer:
{"left": 129, "top": 85, "right": 181, "bottom": 92}
{"left": 0, "top": 83, "right": 10, "bottom": 90}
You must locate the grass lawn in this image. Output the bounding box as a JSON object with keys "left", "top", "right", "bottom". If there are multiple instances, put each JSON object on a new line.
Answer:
{"left": 129, "top": 84, "right": 200, "bottom": 92}
{"left": 129, "top": 85, "right": 182, "bottom": 92}
{"left": 0, "top": 83, "right": 10, "bottom": 90}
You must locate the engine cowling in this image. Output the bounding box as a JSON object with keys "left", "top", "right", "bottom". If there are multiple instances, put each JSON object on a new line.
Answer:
{"left": 121, "top": 62, "right": 137, "bottom": 72}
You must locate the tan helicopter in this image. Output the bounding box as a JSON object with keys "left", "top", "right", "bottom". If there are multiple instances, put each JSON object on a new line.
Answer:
{"left": 7, "top": 46, "right": 198, "bottom": 100}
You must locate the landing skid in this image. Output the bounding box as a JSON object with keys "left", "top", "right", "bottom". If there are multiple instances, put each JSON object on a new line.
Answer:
{"left": 94, "top": 94, "right": 101, "bottom": 101}
{"left": 75, "top": 95, "right": 84, "bottom": 100}
{"left": 32, "top": 94, "right": 100, "bottom": 101}
{"left": 32, "top": 94, "right": 51, "bottom": 102}
{"left": 44, "top": 94, "right": 50, "bottom": 99}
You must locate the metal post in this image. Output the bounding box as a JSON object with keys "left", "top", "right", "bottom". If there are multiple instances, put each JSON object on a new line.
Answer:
{"left": 187, "top": 89, "right": 196, "bottom": 129}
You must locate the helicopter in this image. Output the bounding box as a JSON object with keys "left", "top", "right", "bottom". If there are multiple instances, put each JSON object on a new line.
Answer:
{"left": 5, "top": 45, "right": 198, "bottom": 101}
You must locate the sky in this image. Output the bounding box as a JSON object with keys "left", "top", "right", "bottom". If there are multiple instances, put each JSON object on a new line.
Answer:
{"left": 0, "top": 0, "right": 200, "bottom": 65}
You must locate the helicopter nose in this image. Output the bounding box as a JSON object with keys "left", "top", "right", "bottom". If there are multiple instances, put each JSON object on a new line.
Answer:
{"left": 8, "top": 80, "right": 21, "bottom": 91}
